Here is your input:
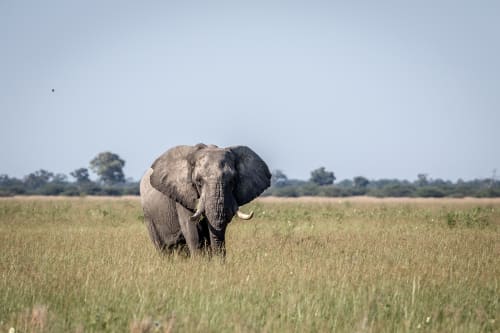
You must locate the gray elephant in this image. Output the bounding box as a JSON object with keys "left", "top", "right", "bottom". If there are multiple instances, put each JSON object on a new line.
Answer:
{"left": 140, "top": 144, "right": 271, "bottom": 256}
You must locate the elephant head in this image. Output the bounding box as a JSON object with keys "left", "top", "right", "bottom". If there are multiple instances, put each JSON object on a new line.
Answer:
{"left": 149, "top": 144, "right": 271, "bottom": 252}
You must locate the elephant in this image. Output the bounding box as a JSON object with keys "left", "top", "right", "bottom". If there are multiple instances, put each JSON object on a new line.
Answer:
{"left": 140, "top": 144, "right": 271, "bottom": 256}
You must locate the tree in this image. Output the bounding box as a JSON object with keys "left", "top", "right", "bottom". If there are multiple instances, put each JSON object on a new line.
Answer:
{"left": 70, "top": 168, "right": 91, "bottom": 184}
{"left": 336, "top": 179, "right": 354, "bottom": 188}
{"left": 0, "top": 175, "right": 20, "bottom": 187}
{"left": 0, "top": 175, "right": 25, "bottom": 195}
{"left": 271, "top": 169, "right": 288, "bottom": 187}
{"left": 89, "top": 152, "right": 125, "bottom": 185}
{"left": 52, "top": 173, "right": 68, "bottom": 184}
{"left": 353, "top": 176, "right": 370, "bottom": 189}
{"left": 310, "top": 167, "right": 336, "bottom": 186}
{"left": 23, "top": 169, "right": 54, "bottom": 189}
{"left": 416, "top": 173, "right": 428, "bottom": 187}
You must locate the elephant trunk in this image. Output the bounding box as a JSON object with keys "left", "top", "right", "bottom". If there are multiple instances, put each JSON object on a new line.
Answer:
{"left": 208, "top": 225, "right": 226, "bottom": 257}
{"left": 204, "top": 182, "right": 238, "bottom": 229}
{"left": 200, "top": 182, "right": 238, "bottom": 256}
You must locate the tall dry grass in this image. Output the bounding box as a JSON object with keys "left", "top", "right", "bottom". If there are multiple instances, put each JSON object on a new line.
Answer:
{"left": 0, "top": 197, "right": 498, "bottom": 332}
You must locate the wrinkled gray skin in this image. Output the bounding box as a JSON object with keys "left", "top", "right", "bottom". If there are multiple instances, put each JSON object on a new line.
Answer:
{"left": 140, "top": 144, "right": 271, "bottom": 256}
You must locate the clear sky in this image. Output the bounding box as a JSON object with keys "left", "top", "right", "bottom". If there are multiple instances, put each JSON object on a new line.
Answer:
{"left": 1, "top": 1, "right": 499, "bottom": 182}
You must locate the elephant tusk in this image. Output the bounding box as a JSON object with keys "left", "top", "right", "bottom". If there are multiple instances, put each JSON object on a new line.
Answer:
{"left": 190, "top": 210, "right": 204, "bottom": 222}
{"left": 236, "top": 209, "right": 254, "bottom": 220}
{"left": 190, "top": 197, "right": 205, "bottom": 222}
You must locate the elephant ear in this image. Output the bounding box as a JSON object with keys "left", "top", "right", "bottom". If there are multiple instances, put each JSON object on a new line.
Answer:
{"left": 230, "top": 146, "right": 271, "bottom": 206}
{"left": 150, "top": 144, "right": 206, "bottom": 211}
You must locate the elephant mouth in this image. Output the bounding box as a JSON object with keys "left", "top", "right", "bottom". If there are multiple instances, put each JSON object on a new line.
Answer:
{"left": 189, "top": 182, "right": 254, "bottom": 226}
{"left": 190, "top": 207, "right": 254, "bottom": 227}
{"left": 190, "top": 199, "right": 253, "bottom": 223}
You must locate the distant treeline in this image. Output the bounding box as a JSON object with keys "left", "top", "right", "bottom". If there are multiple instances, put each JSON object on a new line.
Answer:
{"left": 263, "top": 177, "right": 500, "bottom": 198}
{"left": 263, "top": 169, "right": 500, "bottom": 198}
{"left": 1, "top": 154, "right": 499, "bottom": 197}
{"left": 0, "top": 172, "right": 139, "bottom": 197}
{"left": 0, "top": 152, "right": 139, "bottom": 197}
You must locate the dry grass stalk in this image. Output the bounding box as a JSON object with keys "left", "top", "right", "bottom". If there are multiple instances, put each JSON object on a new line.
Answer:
{"left": 130, "top": 317, "right": 153, "bottom": 333}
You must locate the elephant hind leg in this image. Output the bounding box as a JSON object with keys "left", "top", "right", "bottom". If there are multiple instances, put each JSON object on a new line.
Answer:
{"left": 144, "top": 215, "right": 188, "bottom": 255}
{"left": 144, "top": 216, "right": 168, "bottom": 253}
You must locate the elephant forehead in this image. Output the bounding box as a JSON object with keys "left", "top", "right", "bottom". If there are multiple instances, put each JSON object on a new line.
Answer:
{"left": 195, "top": 151, "right": 235, "bottom": 174}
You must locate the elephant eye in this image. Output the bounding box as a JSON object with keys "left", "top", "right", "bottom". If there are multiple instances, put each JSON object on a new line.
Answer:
{"left": 195, "top": 177, "right": 203, "bottom": 187}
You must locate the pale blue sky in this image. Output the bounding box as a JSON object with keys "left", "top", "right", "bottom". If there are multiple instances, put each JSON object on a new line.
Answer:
{"left": 1, "top": 1, "right": 499, "bottom": 181}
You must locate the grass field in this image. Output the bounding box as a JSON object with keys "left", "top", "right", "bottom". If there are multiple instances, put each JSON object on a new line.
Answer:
{"left": 0, "top": 196, "right": 499, "bottom": 332}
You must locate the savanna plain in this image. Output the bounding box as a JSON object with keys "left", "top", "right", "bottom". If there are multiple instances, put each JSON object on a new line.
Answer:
{"left": 0, "top": 196, "right": 498, "bottom": 332}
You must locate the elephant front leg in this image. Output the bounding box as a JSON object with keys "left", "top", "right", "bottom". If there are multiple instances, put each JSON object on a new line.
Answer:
{"left": 176, "top": 203, "right": 207, "bottom": 256}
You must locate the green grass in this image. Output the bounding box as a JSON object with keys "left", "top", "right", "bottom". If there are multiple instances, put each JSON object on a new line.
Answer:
{"left": 0, "top": 197, "right": 499, "bottom": 332}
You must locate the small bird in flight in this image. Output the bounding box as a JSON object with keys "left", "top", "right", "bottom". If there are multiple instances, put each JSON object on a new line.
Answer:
{"left": 51, "top": 89, "right": 55, "bottom": 92}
